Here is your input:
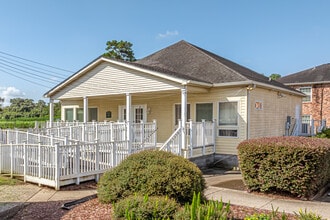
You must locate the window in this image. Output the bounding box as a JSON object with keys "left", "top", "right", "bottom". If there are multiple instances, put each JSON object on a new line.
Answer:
{"left": 299, "top": 87, "right": 312, "bottom": 102}
{"left": 89, "top": 108, "right": 98, "bottom": 121}
{"left": 301, "top": 115, "right": 311, "bottom": 134}
{"left": 218, "top": 102, "right": 238, "bottom": 137}
{"left": 175, "top": 104, "right": 190, "bottom": 125}
{"left": 75, "top": 108, "right": 98, "bottom": 122}
{"left": 76, "top": 108, "right": 84, "bottom": 122}
{"left": 135, "top": 107, "right": 144, "bottom": 123}
{"left": 196, "top": 103, "right": 213, "bottom": 122}
{"left": 218, "top": 102, "right": 238, "bottom": 126}
{"left": 64, "top": 108, "right": 74, "bottom": 122}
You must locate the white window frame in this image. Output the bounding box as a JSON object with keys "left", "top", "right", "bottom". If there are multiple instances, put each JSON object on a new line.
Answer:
{"left": 299, "top": 87, "right": 312, "bottom": 103}
{"left": 63, "top": 106, "right": 98, "bottom": 122}
{"left": 62, "top": 105, "right": 79, "bottom": 122}
{"left": 217, "top": 101, "right": 239, "bottom": 138}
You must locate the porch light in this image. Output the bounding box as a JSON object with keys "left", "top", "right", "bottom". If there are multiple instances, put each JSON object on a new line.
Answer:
{"left": 246, "top": 84, "right": 255, "bottom": 91}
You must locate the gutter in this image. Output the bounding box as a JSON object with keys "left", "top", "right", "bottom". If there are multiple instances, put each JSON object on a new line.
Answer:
{"left": 214, "top": 80, "right": 305, "bottom": 97}
{"left": 283, "top": 81, "right": 330, "bottom": 86}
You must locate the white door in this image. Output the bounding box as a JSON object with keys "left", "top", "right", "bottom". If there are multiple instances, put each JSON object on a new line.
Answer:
{"left": 119, "top": 105, "right": 147, "bottom": 122}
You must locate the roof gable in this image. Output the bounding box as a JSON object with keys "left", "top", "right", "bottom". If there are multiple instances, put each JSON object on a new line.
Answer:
{"left": 45, "top": 40, "right": 301, "bottom": 98}
{"left": 278, "top": 63, "right": 330, "bottom": 84}
{"left": 136, "top": 40, "right": 288, "bottom": 90}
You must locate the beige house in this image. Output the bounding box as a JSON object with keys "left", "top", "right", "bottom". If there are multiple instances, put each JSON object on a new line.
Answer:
{"left": 44, "top": 40, "right": 303, "bottom": 164}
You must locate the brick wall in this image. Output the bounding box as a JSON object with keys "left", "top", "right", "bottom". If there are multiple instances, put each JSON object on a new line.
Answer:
{"left": 292, "top": 83, "right": 330, "bottom": 126}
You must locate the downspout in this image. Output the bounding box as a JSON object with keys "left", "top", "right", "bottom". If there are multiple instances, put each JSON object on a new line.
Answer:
{"left": 320, "top": 85, "right": 324, "bottom": 121}
{"left": 246, "top": 85, "right": 253, "bottom": 140}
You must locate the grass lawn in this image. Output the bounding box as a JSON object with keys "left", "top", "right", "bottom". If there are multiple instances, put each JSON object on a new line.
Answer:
{"left": 0, "top": 175, "right": 22, "bottom": 186}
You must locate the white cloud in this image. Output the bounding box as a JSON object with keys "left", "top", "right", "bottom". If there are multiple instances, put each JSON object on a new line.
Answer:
{"left": 0, "top": 87, "right": 26, "bottom": 106}
{"left": 157, "top": 30, "right": 179, "bottom": 39}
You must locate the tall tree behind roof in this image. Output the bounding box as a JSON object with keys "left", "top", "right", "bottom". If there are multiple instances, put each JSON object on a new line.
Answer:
{"left": 103, "top": 40, "right": 136, "bottom": 62}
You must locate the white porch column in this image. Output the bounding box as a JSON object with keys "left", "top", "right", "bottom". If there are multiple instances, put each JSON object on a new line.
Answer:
{"left": 181, "top": 87, "right": 187, "bottom": 155}
{"left": 49, "top": 98, "right": 54, "bottom": 128}
{"left": 83, "top": 96, "right": 88, "bottom": 123}
{"left": 126, "top": 93, "right": 132, "bottom": 153}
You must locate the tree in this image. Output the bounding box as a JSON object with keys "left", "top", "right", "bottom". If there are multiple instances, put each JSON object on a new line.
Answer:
{"left": 0, "top": 97, "right": 4, "bottom": 111}
{"left": 103, "top": 40, "right": 136, "bottom": 62}
{"left": 269, "top": 73, "right": 281, "bottom": 80}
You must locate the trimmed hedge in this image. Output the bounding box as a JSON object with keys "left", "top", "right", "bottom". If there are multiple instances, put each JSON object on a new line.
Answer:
{"left": 97, "top": 150, "right": 205, "bottom": 204}
{"left": 237, "top": 136, "right": 330, "bottom": 198}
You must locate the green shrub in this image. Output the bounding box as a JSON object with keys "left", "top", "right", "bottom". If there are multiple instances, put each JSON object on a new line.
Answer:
{"left": 174, "top": 192, "right": 230, "bottom": 220}
{"left": 97, "top": 150, "right": 205, "bottom": 204}
{"left": 237, "top": 136, "right": 330, "bottom": 198}
{"left": 113, "top": 194, "right": 179, "bottom": 219}
{"left": 316, "top": 128, "right": 330, "bottom": 138}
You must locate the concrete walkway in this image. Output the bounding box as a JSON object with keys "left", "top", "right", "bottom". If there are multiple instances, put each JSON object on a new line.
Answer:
{"left": 204, "top": 173, "right": 330, "bottom": 219}
{"left": 0, "top": 173, "right": 329, "bottom": 219}
{"left": 0, "top": 183, "right": 96, "bottom": 219}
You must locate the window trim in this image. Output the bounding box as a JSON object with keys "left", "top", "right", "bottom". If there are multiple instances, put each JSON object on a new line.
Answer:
{"left": 217, "top": 101, "right": 239, "bottom": 138}
{"left": 299, "top": 86, "right": 312, "bottom": 103}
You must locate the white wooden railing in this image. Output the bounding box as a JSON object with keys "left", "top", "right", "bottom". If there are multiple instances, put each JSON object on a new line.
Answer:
{"left": 160, "top": 119, "right": 216, "bottom": 158}
{"left": 291, "top": 119, "right": 327, "bottom": 136}
{"left": 0, "top": 141, "right": 131, "bottom": 189}
{"left": 0, "top": 119, "right": 215, "bottom": 189}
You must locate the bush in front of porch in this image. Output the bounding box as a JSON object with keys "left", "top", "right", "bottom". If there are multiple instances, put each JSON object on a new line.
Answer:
{"left": 97, "top": 150, "right": 205, "bottom": 205}
{"left": 237, "top": 136, "right": 330, "bottom": 199}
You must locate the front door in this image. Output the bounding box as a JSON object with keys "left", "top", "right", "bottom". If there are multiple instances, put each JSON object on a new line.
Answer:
{"left": 119, "top": 105, "right": 147, "bottom": 122}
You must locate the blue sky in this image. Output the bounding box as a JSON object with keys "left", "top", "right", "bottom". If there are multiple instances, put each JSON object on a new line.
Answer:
{"left": 0, "top": 0, "right": 329, "bottom": 105}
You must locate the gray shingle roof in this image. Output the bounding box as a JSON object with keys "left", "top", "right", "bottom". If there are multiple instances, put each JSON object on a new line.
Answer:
{"left": 278, "top": 63, "right": 330, "bottom": 84}
{"left": 135, "top": 40, "right": 290, "bottom": 90}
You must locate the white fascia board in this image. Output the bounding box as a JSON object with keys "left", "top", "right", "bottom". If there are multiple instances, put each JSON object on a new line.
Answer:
{"left": 214, "top": 80, "right": 304, "bottom": 97}
{"left": 284, "top": 81, "right": 330, "bottom": 86}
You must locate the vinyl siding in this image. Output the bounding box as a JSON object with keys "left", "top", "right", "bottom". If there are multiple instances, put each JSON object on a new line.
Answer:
{"left": 60, "top": 85, "right": 301, "bottom": 156}
{"left": 53, "top": 62, "right": 181, "bottom": 99}
{"left": 248, "top": 87, "right": 301, "bottom": 138}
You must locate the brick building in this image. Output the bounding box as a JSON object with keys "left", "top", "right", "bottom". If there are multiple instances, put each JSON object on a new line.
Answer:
{"left": 278, "top": 64, "right": 330, "bottom": 131}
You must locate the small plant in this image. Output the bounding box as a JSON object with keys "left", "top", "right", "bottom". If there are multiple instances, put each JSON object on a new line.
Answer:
{"left": 174, "top": 192, "right": 230, "bottom": 220}
{"left": 113, "top": 194, "right": 179, "bottom": 219}
{"left": 244, "top": 205, "right": 288, "bottom": 220}
{"left": 294, "top": 209, "right": 322, "bottom": 220}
